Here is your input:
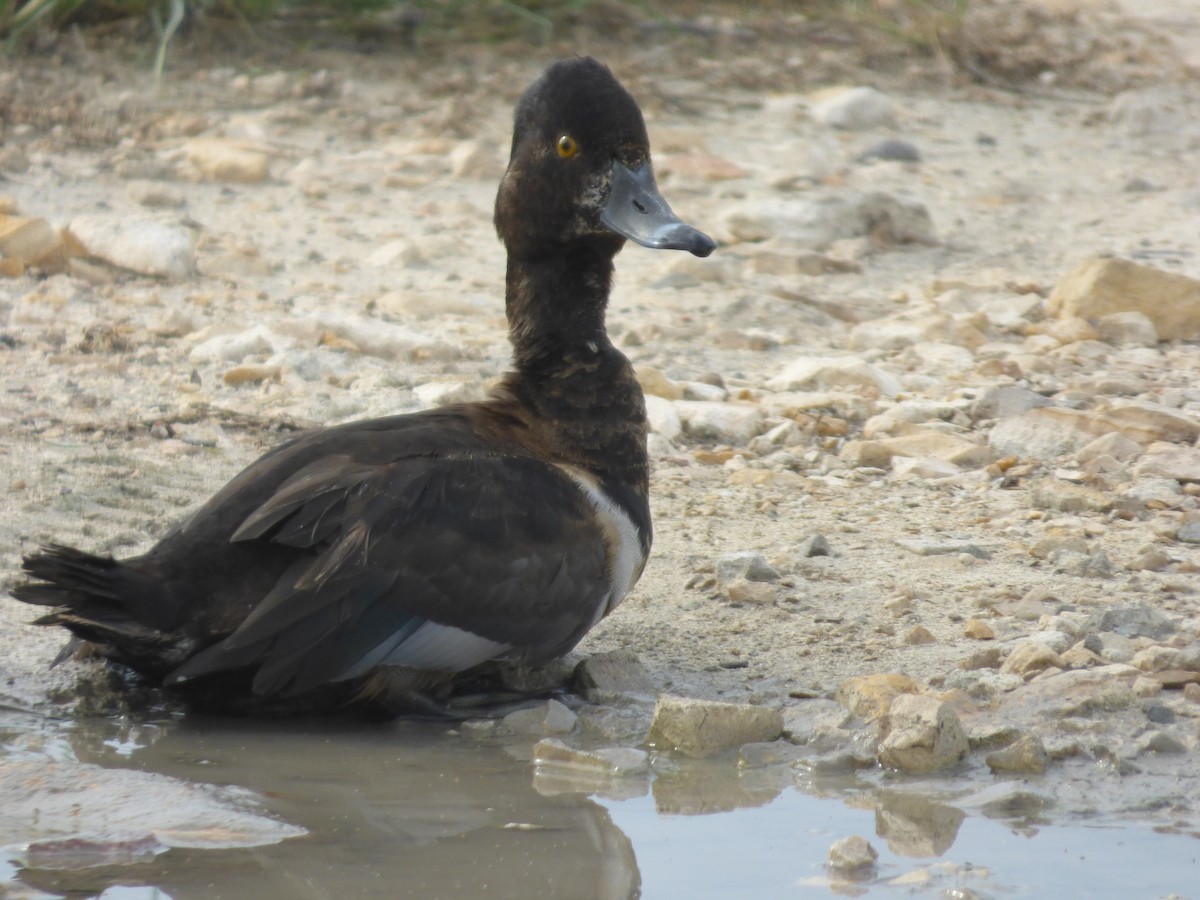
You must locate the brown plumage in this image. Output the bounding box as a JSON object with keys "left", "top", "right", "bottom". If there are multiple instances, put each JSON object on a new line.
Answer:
{"left": 12, "top": 57, "right": 715, "bottom": 716}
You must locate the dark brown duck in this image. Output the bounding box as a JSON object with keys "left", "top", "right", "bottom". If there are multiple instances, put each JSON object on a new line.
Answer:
{"left": 12, "top": 57, "right": 715, "bottom": 716}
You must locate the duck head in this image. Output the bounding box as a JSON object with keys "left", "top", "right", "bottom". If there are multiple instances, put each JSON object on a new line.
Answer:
{"left": 495, "top": 57, "right": 716, "bottom": 261}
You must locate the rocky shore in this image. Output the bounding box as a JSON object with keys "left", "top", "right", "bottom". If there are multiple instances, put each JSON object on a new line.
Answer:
{"left": 2, "top": 0, "right": 1200, "bottom": 874}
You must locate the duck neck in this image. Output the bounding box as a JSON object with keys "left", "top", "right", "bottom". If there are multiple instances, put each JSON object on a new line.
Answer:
{"left": 505, "top": 246, "right": 615, "bottom": 373}
{"left": 500, "top": 246, "right": 649, "bottom": 501}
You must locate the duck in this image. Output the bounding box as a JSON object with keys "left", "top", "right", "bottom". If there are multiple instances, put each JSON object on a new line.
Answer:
{"left": 12, "top": 57, "right": 715, "bottom": 717}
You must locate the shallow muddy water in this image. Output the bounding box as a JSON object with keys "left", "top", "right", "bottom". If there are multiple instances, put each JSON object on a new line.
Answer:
{"left": 2, "top": 713, "right": 1197, "bottom": 899}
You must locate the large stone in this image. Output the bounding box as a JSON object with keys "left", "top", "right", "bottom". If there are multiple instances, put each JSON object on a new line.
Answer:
{"left": 1000, "top": 641, "right": 1064, "bottom": 678}
{"left": 1133, "top": 442, "right": 1200, "bottom": 482}
{"left": 1084, "top": 602, "right": 1176, "bottom": 641}
{"left": 877, "top": 431, "right": 994, "bottom": 468}
{"left": 985, "top": 734, "right": 1048, "bottom": 774}
{"left": 646, "top": 695, "right": 783, "bottom": 758}
{"left": 183, "top": 137, "right": 270, "bottom": 183}
{"left": 1100, "top": 402, "right": 1200, "bottom": 445}
{"left": 766, "top": 355, "right": 900, "bottom": 397}
{"left": 643, "top": 395, "right": 682, "bottom": 441}
{"left": 0, "top": 214, "right": 64, "bottom": 270}
{"left": 988, "top": 407, "right": 1126, "bottom": 460}
{"left": 66, "top": 214, "right": 195, "bottom": 280}
{"left": 676, "top": 401, "right": 764, "bottom": 444}
{"left": 971, "top": 385, "right": 1049, "bottom": 421}
{"left": 836, "top": 673, "right": 920, "bottom": 719}
{"left": 502, "top": 699, "right": 578, "bottom": 736}
{"left": 811, "top": 86, "right": 894, "bottom": 130}
{"left": 827, "top": 834, "right": 878, "bottom": 871}
{"left": 1047, "top": 257, "right": 1200, "bottom": 341}
{"left": 574, "top": 650, "right": 654, "bottom": 697}
{"left": 877, "top": 694, "right": 969, "bottom": 774}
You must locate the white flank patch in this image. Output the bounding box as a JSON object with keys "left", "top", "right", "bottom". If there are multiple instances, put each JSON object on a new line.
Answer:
{"left": 338, "top": 622, "right": 511, "bottom": 679}
{"left": 556, "top": 465, "right": 647, "bottom": 623}
{"left": 379, "top": 622, "right": 512, "bottom": 672}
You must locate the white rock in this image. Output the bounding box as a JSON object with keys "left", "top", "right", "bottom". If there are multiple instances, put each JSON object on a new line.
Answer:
{"left": 67, "top": 214, "right": 195, "bottom": 280}
{"left": 412, "top": 379, "right": 486, "bottom": 407}
{"left": 502, "top": 699, "right": 577, "bottom": 736}
{"left": 877, "top": 694, "right": 969, "bottom": 774}
{"left": 189, "top": 325, "right": 282, "bottom": 364}
{"left": 766, "top": 355, "right": 900, "bottom": 397}
{"left": 1133, "top": 442, "right": 1200, "bottom": 482}
{"left": 365, "top": 239, "right": 423, "bottom": 269}
{"left": 1075, "top": 431, "right": 1143, "bottom": 465}
{"left": 682, "top": 380, "right": 728, "bottom": 402}
{"left": 988, "top": 407, "right": 1121, "bottom": 460}
{"left": 644, "top": 394, "right": 682, "bottom": 441}
{"left": 811, "top": 86, "right": 895, "bottom": 130}
{"left": 979, "top": 292, "right": 1044, "bottom": 330}
{"left": 891, "top": 456, "right": 961, "bottom": 479}
{"left": 282, "top": 311, "right": 451, "bottom": 361}
{"left": 676, "top": 400, "right": 765, "bottom": 444}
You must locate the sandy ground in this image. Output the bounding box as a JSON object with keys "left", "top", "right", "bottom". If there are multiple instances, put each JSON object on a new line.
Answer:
{"left": 1, "top": 0, "right": 1199, "bottom": 781}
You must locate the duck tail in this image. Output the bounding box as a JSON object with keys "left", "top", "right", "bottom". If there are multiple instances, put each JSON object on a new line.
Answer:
{"left": 12, "top": 544, "right": 178, "bottom": 675}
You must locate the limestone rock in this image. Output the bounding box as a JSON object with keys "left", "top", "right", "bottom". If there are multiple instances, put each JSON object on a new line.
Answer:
{"left": 183, "top": 137, "right": 270, "bottom": 183}
{"left": 811, "top": 86, "right": 894, "bottom": 130}
{"left": 575, "top": 650, "right": 654, "bottom": 698}
{"left": 636, "top": 366, "right": 684, "bottom": 400}
{"left": 827, "top": 834, "right": 878, "bottom": 871}
{"left": 1075, "top": 432, "right": 1143, "bottom": 465}
{"left": 647, "top": 695, "right": 783, "bottom": 758}
{"left": 1133, "top": 442, "right": 1200, "bottom": 482}
{"left": 1047, "top": 257, "right": 1200, "bottom": 341}
{"left": 502, "top": 699, "right": 577, "bottom": 736}
{"left": 985, "top": 734, "right": 1048, "bottom": 774}
{"left": 0, "top": 214, "right": 64, "bottom": 271}
{"left": 1000, "top": 641, "right": 1064, "bottom": 678}
{"left": 781, "top": 699, "right": 853, "bottom": 743}
{"left": 971, "top": 385, "right": 1049, "bottom": 421}
{"left": 67, "top": 214, "right": 195, "bottom": 280}
{"left": 963, "top": 619, "right": 995, "bottom": 640}
{"left": 878, "top": 431, "right": 994, "bottom": 468}
{"left": 644, "top": 395, "right": 682, "bottom": 442}
{"left": 836, "top": 673, "right": 919, "bottom": 719}
{"left": 1101, "top": 402, "right": 1200, "bottom": 445}
{"left": 988, "top": 407, "right": 1124, "bottom": 460}
{"left": 676, "top": 401, "right": 765, "bottom": 443}
{"left": 766, "top": 355, "right": 900, "bottom": 397}
{"left": 877, "top": 694, "right": 969, "bottom": 774}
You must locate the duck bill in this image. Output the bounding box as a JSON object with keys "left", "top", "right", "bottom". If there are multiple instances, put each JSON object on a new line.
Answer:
{"left": 600, "top": 161, "right": 717, "bottom": 258}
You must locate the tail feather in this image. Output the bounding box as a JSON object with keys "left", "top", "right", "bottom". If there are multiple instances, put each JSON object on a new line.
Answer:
{"left": 14, "top": 544, "right": 121, "bottom": 606}
{"left": 12, "top": 544, "right": 179, "bottom": 679}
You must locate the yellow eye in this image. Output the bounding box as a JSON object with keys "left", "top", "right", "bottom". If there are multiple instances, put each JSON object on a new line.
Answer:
{"left": 556, "top": 135, "right": 578, "bottom": 158}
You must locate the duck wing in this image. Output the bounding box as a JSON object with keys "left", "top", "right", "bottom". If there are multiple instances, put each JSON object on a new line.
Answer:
{"left": 165, "top": 446, "right": 610, "bottom": 698}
